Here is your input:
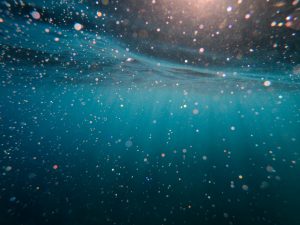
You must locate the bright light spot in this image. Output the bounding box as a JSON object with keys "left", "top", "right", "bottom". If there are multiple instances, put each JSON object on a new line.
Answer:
{"left": 199, "top": 48, "right": 205, "bottom": 53}
{"left": 271, "top": 21, "right": 277, "bottom": 27}
{"left": 31, "top": 11, "right": 41, "bottom": 20}
{"left": 245, "top": 14, "right": 251, "bottom": 19}
{"left": 97, "top": 11, "right": 103, "bottom": 17}
{"left": 74, "top": 23, "right": 83, "bottom": 31}
{"left": 53, "top": 164, "right": 59, "bottom": 170}
{"left": 263, "top": 80, "right": 271, "bottom": 87}
{"left": 227, "top": 6, "right": 232, "bottom": 12}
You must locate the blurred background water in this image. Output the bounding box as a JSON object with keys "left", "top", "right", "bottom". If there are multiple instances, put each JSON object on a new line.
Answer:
{"left": 1, "top": 1, "right": 300, "bottom": 225}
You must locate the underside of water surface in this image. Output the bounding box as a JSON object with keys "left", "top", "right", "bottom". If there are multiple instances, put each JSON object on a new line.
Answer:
{"left": 1, "top": 1, "right": 300, "bottom": 225}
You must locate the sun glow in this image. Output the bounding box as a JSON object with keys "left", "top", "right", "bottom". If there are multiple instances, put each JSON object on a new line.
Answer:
{"left": 161, "top": 0, "right": 229, "bottom": 19}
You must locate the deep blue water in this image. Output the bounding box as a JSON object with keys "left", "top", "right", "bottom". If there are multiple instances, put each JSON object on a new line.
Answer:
{"left": 1, "top": 1, "right": 300, "bottom": 225}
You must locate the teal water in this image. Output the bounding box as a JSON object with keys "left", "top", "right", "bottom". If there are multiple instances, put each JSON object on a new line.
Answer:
{"left": 1, "top": 80, "right": 300, "bottom": 225}
{"left": 1, "top": 1, "right": 300, "bottom": 225}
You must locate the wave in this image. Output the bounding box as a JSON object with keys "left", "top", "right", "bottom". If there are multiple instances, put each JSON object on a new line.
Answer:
{"left": 0, "top": 1, "right": 300, "bottom": 92}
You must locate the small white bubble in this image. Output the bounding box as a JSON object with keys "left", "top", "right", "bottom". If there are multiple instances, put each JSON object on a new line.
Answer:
{"left": 263, "top": 80, "right": 271, "bottom": 87}
{"left": 5, "top": 166, "right": 12, "bottom": 172}
{"left": 266, "top": 165, "right": 276, "bottom": 173}
{"left": 125, "top": 140, "right": 133, "bottom": 148}
{"left": 242, "top": 184, "right": 249, "bottom": 191}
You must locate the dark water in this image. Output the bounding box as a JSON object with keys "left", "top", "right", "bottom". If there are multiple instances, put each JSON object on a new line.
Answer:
{"left": 1, "top": 1, "right": 300, "bottom": 225}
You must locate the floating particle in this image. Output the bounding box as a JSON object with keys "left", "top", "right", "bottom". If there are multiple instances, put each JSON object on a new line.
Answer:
{"left": 74, "top": 23, "right": 83, "bottom": 31}
{"left": 0, "top": 18, "right": 4, "bottom": 23}
{"left": 192, "top": 109, "right": 199, "bottom": 115}
{"left": 199, "top": 48, "right": 205, "bottom": 53}
{"left": 286, "top": 16, "right": 292, "bottom": 21}
{"left": 224, "top": 213, "right": 229, "bottom": 218}
{"left": 245, "top": 14, "right": 251, "bottom": 19}
{"left": 125, "top": 140, "right": 133, "bottom": 148}
{"left": 260, "top": 181, "right": 269, "bottom": 189}
{"left": 9, "top": 196, "right": 16, "bottom": 202}
{"left": 230, "top": 126, "right": 236, "bottom": 131}
{"left": 266, "top": 165, "right": 276, "bottom": 173}
{"left": 54, "top": 37, "right": 60, "bottom": 42}
{"left": 285, "top": 21, "right": 293, "bottom": 28}
{"left": 271, "top": 21, "right": 277, "bottom": 27}
{"left": 227, "top": 6, "right": 232, "bottom": 12}
{"left": 157, "top": 28, "right": 161, "bottom": 32}
{"left": 293, "top": 65, "right": 300, "bottom": 75}
{"left": 202, "top": 155, "right": 208, "bottom": 160}
{"left": 230, "top": 181, "right": 235, "bottom": 188}
{"left": 182, "top": 149, "right": 187, "bottom": 153}
{"left": 102, "top": 0, "right": 109, "bottom": 5}
{"left": 161, "top": 153, "right": 166, "bottom": 158}
{"left": 126, "top": 58, "right": 134, "bottom": 62}
{"left": 278, "top": 22, "right": 284, "bottom": 27}
{"left": 263, "top": 80, "right": 271, "bottom": 87}
{"left": 52, "top": 164, "right": 59, "bottom": 170}
{"left": 97, "top": 11, "right": 103, "bottom": 17}
{"left": 238, "top": 175, "right": 243, "bottom": 179}
{"left": 31, "top": 11, "right": 41, "bottom": 20}
{"left": 292, "top": 0, "right": 299, "bottom": 5}
{"left": 45, "top": 28, "right": 50, "bottom": 33}
{"left": 28, "top": 173, "right": 37, "bottom": 179}
{"left": 5, "top": 166, "right": 12, "bottom": 172}
{"left": 274, "top": 1, "right": 286, "bottom": 7}
{"left": 242, "top": 184, "right": 249, "bottom": 191}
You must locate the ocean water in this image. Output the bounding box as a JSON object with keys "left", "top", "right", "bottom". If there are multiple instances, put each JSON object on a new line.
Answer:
{"left": 1, "top": 1, "right": 300, "bottom": 225}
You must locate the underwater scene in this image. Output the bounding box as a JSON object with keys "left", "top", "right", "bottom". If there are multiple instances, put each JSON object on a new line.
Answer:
{"left": 1, "top": 0, "right": 300, "bottom": 225}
